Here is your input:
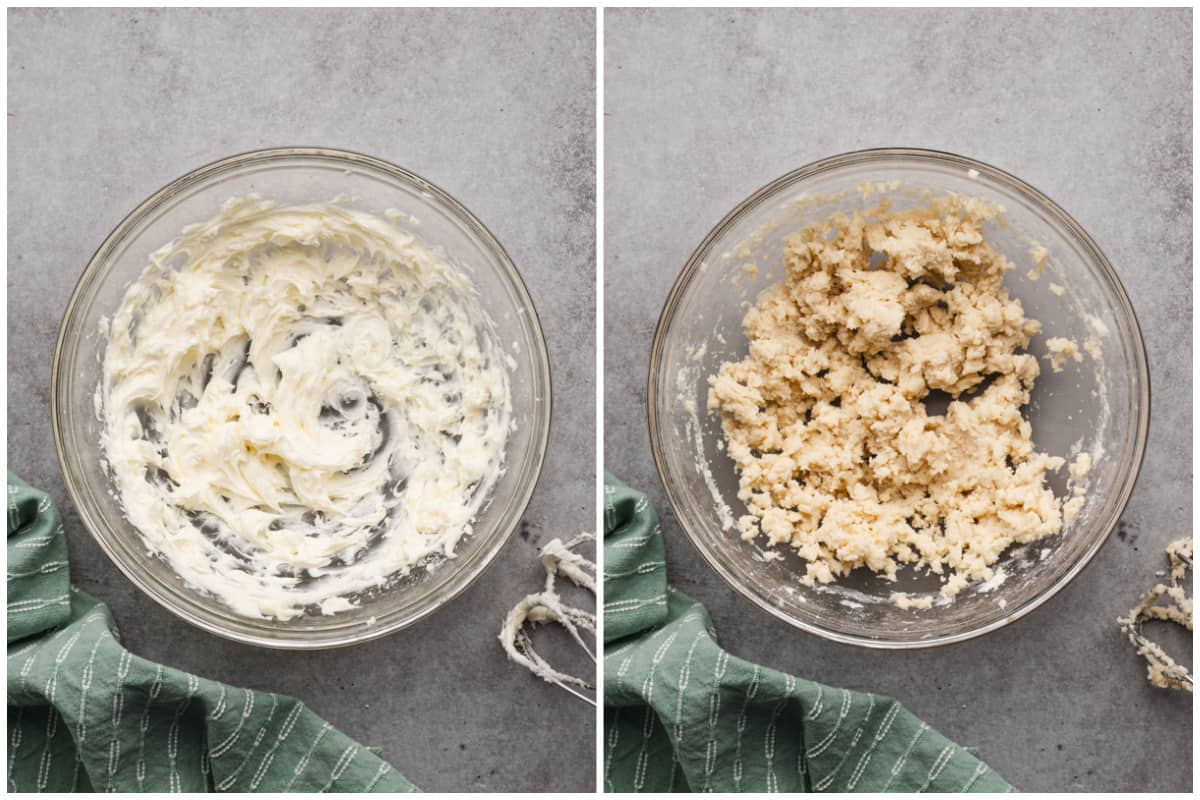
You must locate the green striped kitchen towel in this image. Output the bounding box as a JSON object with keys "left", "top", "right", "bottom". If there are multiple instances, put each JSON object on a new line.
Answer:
{"left": 6, "top": 473, "right": 418, "bottom": 793}
{"left": 602, "top": 473, "right": 1014, "bottom": 793}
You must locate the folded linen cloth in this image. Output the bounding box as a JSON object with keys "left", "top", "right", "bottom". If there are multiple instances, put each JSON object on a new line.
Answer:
{"left": 6, "top": 473, "right": 418, "bottom": 793}
{"left": 602, "top": 473, "right": 1013, "bottom": 793}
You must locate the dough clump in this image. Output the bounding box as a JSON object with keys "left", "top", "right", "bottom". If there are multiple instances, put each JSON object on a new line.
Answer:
{"left": 708, "top": 196, "right": 1066, "bottom": 592}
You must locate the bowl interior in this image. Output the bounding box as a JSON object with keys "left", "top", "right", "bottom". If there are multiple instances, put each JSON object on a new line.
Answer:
{"left": 651, "top": 151, "right": 1147, "bottom": 647}
{"left": 54, "top": 150, "right": 551, "bottom": 648}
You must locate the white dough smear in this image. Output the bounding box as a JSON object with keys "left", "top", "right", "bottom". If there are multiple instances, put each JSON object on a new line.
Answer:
{"left": 99, "top": 196, "right": 512, "bottom": 620}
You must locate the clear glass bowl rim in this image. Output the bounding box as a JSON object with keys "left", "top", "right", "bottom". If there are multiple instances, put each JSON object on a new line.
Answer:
{"left": 647, "top": 146, "right": 1151, "bottom": 649}
{"left": 51, "top": 146, "right": 553, "bottom": 649}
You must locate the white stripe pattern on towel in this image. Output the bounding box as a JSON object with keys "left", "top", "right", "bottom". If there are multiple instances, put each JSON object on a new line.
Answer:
{"left": 603, "top": 710, "right": 620, "bottom": 793}
{"left": 813, "top": 693, "right": 874, "bottom": 791}
{"left": 210, "top": 689, "right": 254, "bottom": 759}
{"left": 8, "top": 594, "right": 70, "bottom": 613}
{"left": 249, "top": 701, "right": 304, "bottom": 790}
{"left": 806, "top": 688, "right": 851, "bottom": 759}
{"left": 9, "top": 707, "right": 23, "bottom": 792}
{"left": 603, "top": 561, "right": 666, "bottom": 580}
{"left": 764, "top": 674, "right": 795, "bottom": 792}
{"left": 667, "top": 630, "right": 705, "bottom": 792}
{"left": 732, "top": 665, "right": 761, "bottom": 790}
{"left": 364, "top": 761, "right": 391, "bottom": 791}
{"left": 106, "top": 650, "right": 133, "bottom": 791}
{"left": 881, "top": 721, "right": 929, "bottom": 791}
{"left": 961, "top": 760, "right": 990, "bottom": 791}
{"left": 283, "top": 721, "right": 331, "bottom": 792}
{"left": 135, "top": 665, "right": 164, "bottom": 789}
{"left": 74, "top": 636, "right": 104, "bottom": 791}
{"left": 916, "top": 744, "right": 957, "bottom": 791}
{"left": 319, "top": 745, "right": 358, "bottom": 792}
{"left": 845, "top": 700, "right": 902, "bottom": 790}
{"left": 217, "top": 693, "right": 278, "bottom": 791}
{"left": 701, "top": 649, "right": 730, "bottom": 792}
{"left": 8, "top": 561, "right": 68, "bottom": 579}
{"left": 604, "top": 595, "right": 668, "bottom": 613}
{"left": 167, "top": 674, "right": 199, "bottom": 792}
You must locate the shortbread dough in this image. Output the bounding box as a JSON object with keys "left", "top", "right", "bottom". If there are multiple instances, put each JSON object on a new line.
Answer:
{"left": 708, "top": 195, "right": 1067, "bottom": 594}
{"left": 1046, "top": 337, "right": 1081, "bottom": 372}
{"left": 100, "top": 196, "right": 511, "bottom": 620}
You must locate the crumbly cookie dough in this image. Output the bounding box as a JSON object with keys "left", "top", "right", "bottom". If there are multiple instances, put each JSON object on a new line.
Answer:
{"left": 708, "top": 195, "right": 1069, "bottom": 595}
{"left": 101, "top": 196, "right": 511, "bottom": 620}
{"left": 889, "top": 592, "right": 934, "bottom": 610}
{"left": 1046, "top": 337, "right": 1081, "bottom": 372}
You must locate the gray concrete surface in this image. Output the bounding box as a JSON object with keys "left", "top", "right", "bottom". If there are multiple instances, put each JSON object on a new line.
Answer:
{"left": 8, "top": 8, "right": 594, "bottom": 793}
{"left": 605, "top": 8, "right": 1191, "bottom": 793}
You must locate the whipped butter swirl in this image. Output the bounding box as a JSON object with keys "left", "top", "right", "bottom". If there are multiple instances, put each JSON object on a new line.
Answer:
{"left": 100, "top": 196, "right": 512, "bottom": 620}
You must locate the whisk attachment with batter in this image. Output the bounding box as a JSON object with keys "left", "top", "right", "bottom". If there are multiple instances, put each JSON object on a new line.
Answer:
{"left": 499, "top": 533, "right": 597, "bottom": 706}
{"left": 1118, "top": 538, "right": 1193, "bottom": 692}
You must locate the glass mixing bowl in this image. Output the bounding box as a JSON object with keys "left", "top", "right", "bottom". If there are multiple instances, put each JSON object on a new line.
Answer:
{"left": 649, "top": 148, "right": 1149, "bottom": 648}
{"left": 52, "top": 147, "right": 552, "bottom": 649}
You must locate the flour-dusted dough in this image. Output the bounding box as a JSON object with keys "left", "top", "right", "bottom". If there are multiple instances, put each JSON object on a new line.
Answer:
{"left": 708, "top": 196, "right": 1068, "bottom": 595}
